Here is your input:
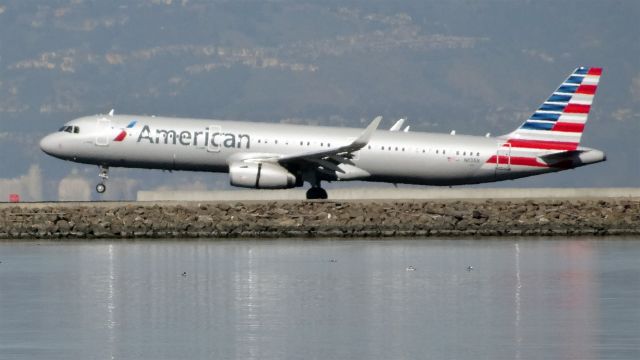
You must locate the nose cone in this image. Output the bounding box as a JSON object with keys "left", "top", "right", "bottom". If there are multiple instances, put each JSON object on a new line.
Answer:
{"left": 40, "top": 133, "right": 60, "bottom": 156}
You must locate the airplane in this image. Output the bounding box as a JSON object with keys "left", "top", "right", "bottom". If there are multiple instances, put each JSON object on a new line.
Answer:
{"left": 40, "top": 66, "right": 605, "bottom": 199}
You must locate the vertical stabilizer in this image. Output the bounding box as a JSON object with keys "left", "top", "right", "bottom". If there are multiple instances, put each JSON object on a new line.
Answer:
{"left": 504, "top": 66, "right": 602, "bottom": 151}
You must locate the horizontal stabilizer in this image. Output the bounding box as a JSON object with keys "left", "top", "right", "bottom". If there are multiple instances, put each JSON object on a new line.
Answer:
{"left": 538, "top": 150, "right": 585, "bottom": 162}
{"left": 537, "top": 149, "right": 592, "bottom": 167}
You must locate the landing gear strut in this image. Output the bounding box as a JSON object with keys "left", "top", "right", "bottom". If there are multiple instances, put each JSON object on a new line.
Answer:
{"left": 303, "top": 171, "right": 328, "bottom": 200}
{"left": 96, "top": 165, "right": 109, "bottom": 194}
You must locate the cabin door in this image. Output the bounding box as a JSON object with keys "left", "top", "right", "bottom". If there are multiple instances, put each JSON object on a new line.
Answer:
{"left": 95, "top": 117, "right": 110, "bottom": 146}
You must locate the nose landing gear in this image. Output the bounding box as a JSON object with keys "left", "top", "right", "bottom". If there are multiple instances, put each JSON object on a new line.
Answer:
{"left": 96, "top": 166, "right": 109, "bottom": 194}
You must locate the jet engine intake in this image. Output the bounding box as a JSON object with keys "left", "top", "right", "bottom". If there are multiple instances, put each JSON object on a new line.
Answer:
{"left": 229, "top": 162, "right": 297, "bottom": 189}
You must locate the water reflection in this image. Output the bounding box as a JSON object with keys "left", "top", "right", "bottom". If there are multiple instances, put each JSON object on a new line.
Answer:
{"left": 515, "top": 242, "right": 521, "bottom": 360}
{"left": 107, "top": 244, "right": 115, "bottom": 360}
{"left": 0, "top": 239, "right": 638, "bottom": 360}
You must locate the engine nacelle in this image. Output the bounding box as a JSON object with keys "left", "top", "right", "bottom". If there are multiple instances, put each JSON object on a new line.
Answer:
{"left": 229, "top": 162, "right": 297, "bottom": 189}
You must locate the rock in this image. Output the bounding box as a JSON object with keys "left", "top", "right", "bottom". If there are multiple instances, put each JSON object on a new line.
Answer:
{"left": 56, "top": 220, "right": 71, "bottom": 232}
{"left": 272, "top": 208, "right": 289, "bottom": 215}
{"left": 0, "top": 199, "right": 638, "bottom": 239}
{"left": 472, "top": 210, "right": 487, "bottom": 219}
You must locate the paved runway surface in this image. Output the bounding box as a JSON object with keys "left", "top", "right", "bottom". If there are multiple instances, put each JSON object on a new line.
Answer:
{"left": 1, "top": 188, "right": 640, "bottom": 207}
{"left": 137, "top": 187, "right": 640, "bottom": 202}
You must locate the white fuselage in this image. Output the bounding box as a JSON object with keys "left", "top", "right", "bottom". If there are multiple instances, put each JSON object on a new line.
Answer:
{"left": 40, "top": 114, "right": 605, "bottom": 188}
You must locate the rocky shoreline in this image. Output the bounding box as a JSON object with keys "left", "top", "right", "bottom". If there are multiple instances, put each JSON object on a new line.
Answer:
{"left": 1, "top": 199, "right": 639, "bottom": 239}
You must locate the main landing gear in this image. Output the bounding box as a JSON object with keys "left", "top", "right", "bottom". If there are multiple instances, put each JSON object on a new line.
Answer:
{"left": 96, "top": 165, "right": 109, "bottom": 194}
{"left": 304, "top": 172, "right": 328, "bottom": 200}
{"left": 306, "top": 187, "right": 328, "bottom": 200}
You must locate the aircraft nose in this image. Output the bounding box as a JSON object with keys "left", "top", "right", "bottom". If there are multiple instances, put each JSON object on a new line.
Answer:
{"left": 39, "top": 133, "right": 59, "bottom": 155}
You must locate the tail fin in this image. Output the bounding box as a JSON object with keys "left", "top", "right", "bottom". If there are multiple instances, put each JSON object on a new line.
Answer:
{"left": 504, "top": 67, "right": 602, "bottom": 151}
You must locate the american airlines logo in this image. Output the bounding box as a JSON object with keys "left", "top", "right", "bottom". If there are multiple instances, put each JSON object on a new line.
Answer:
{"left": 114, "top": 120, "right": 137, "bottom": 142}
{"left": 136, "top": 125, "right": 251, "bottom": 149}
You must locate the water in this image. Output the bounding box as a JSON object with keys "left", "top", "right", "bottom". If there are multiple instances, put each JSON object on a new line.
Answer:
{"left": 0, "top": 238, "right": 638, "bottom": 360}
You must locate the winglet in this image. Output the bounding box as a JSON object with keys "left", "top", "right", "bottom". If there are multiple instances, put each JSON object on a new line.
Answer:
{"left": 353, "top": 116, "right": 382, "bottom": 148}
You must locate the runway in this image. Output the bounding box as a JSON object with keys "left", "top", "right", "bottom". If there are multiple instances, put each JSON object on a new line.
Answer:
{"left": 136, "top": 187, "right": 640, "bottom": 202}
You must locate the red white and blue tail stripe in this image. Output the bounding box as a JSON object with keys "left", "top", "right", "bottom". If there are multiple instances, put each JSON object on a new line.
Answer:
{"left": 505, "top": 66, "right": 601, "bottom": 151}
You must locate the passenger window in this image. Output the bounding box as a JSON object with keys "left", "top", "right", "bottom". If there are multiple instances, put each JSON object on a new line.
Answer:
{"left": 476, "top": 152, "right": 480, "bottom": 156}
{"left": 443, "top": 150, "right": 446, "bottom": 155}
{"left": 436, "top": 150, "right": 439, "bottom": 154}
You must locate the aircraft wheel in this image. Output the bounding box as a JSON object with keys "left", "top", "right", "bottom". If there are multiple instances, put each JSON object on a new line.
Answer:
{"left": 317, "top": 188, "right": 328, "bottom": 199}
{"left": 306, "top": 187, "right": 318, "bottom": 199}
{"left": 306, "top": 187, "right": 328, "bottom": 200}
{"left": 96, "top": 183, "right": 106, "bottom": 194}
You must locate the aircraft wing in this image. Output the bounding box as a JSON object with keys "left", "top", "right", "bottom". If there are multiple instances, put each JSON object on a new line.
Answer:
{"left": 230, "top": 117, "right": 381, "bottom": 180}
{"left": 277, "top": 116, "right": 382, "bottom": 164}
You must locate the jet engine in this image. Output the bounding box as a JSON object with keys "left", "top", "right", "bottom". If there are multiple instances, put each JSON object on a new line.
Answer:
{"left": 229, "top": 162, "right": 297, "bottom": 189}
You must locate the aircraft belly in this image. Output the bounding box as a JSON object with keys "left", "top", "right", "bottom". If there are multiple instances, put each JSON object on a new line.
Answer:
{"left": 94, "top": 141, "right": 228, "bottom": 172}
{"left": 356, "top": 152, "right": 488, "bottom": 185}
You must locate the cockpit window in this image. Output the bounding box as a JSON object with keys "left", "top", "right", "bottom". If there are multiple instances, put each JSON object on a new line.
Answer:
{"left": 58, "top": 126, "right": 80, "bottom": 134}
